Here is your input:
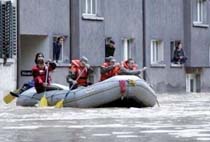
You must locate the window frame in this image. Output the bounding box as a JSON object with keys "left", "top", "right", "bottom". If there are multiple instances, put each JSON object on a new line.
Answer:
{"left": 197, "top": 0, "right": 205, "bottom": 23}
{"left": 84, "top": 0, "right": 97, "bottom": 16}
{"left": 122, "top": 38, "right": 133, "bottom": 61}
{"left": 52, "top": 35, "right": 69, "bottom": 65}
{"left": 82, "top": 0, "right": 104, "bottom": 21}
{"left": 193, "top": 0, "right": 209, "bottom": 27}
{"left": 150, "top": 40, "right": 164, "bottom": 65}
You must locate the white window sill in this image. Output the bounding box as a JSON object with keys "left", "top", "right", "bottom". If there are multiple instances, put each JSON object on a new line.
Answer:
{"left": 150, "top": 63, "right": 166, "bottom": 68}
{"left": 170, "top": 63, "right": 184, "bottom": 68}
{"left": 193, "top": 22, "right": 209, "bottom": 28}
{"left": 82, "top": 14, "right": 104, "bottom": 21}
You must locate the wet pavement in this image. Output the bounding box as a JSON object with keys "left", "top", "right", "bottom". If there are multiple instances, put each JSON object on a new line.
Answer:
{"left": 0, "top": 93, "right": 210, "bottom": 142}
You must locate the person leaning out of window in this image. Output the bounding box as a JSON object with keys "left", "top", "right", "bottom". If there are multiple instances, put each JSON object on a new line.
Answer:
{"left": 105, "top": 39, "right": 116, "bottom": 58}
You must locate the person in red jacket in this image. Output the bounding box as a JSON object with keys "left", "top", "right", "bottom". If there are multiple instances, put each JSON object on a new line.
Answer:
{"left": 66, "top": 56, "right": 93, "bottom": 89}
{"left": 100, "top": 56, "right": 121, "bottom": 81}
{"left": 32, "top": 52, "right": 56, "bottom": 93}
{"left": 119, "top": 58, "right": 147, "bottom": 76}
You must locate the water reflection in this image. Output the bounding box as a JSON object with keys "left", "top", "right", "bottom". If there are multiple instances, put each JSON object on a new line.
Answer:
{"left": 1, "top": 93, "right": 210, "bottom": 142}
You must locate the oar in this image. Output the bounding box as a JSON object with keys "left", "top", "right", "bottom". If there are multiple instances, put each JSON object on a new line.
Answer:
{"left": 55, "top": 68, "right": 86, "bottom": 108}
{"left": 39, "top": 63, "right": 49, "bottom": 107}
{"left": 3, "top": 89, "right": 19, "bottom": 104}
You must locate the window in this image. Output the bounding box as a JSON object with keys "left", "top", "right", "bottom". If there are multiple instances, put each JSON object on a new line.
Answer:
{"left": 186, "top": 74, "right": 201, "bottom": 93}
{"left": 195, "top": 0, "right": 207, "bottom": 24}
{"left": 150, "top": 40, "right": 164, "bottom": 64}
{"left": 84, "top": 0, "right": 97, "bottom": 15}
{"left": 122, "top": 38, "right": 133, "bottom": 61}
{"left": 53, "top": 36, "right": 66, "bottom": 63}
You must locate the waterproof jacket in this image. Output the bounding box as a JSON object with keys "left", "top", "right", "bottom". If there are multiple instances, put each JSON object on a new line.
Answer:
{"left": 118, "top": 60, "right": 141, "bottom": 76}
{"left": 32, "top": 63, "right": 56, "bottom": 93}
{"left": 69, "top": 60, "right": 90, "bottom": 86}
{"left": 100, "top": 62, "right": 120, "bottom": 81}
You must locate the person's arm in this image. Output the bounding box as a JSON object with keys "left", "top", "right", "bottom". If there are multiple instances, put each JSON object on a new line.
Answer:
{"left": 101, "top": 62, "right": 120, "bottom": 74}
{"left": 119, "top": 67, "right": 141, "bottom": 75}
{"left": 100, "top": 65, "right": 115, "bottom": 74}
{"left": 66, "top": 70, "right": 77, "bottom": 84}
{"left": 45, "top": 61, "right": 57, "bottom": 71}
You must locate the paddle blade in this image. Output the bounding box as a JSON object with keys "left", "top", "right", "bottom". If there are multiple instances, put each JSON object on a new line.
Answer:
{"left": 3, "top": 94, "right": 16, "bottom": 104}
{"left": 39, "top": 95, "right": 48, "bottom": 107}
{"left": 55, "top": 99, "right": 64, "bottom": 108}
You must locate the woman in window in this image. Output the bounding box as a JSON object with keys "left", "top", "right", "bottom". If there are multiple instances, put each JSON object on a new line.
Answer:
{"left": 53, "top": 36, "right": 64, "bottom": 63}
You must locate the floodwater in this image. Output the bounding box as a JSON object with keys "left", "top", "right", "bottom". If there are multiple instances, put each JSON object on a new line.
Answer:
{"left": 0, "top": 93, "right": 210, "bottom": 142}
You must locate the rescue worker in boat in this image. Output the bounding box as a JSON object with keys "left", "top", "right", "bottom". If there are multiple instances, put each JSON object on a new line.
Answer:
{"left": 32, "top": 52, "right": 57, "bottom": 93}
{"left": 66, "top": 56, "right": 94, "bottom": 90}
{"left": 118, "top": 58, "right": 147, "bottom": 76}
{"left": 100, "top": 56, "right": 121, "bottom": 81}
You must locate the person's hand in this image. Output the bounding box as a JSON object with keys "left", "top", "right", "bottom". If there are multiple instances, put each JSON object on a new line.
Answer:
{"left": 142, "top": 67, "right": 147, "bottom": 71}
{"left": 72, "top": 80, "right": 77, "bottom": 85}
{"left": 43, "top": 82, "right": 48, "bottom": 87}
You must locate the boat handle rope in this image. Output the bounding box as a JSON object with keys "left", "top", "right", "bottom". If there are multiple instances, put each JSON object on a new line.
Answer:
{"left": 119, "top": 80, "right": 126, "bottom": 100}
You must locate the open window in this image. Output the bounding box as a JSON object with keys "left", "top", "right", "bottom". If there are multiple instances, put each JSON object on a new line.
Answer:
{"left": 52, "top": 35, "right": 69, "bottom": 64}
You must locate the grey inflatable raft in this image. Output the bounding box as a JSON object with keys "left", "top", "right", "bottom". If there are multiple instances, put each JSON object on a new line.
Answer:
{"left": 16, "top": 75, "right": 157, "bottom": 108}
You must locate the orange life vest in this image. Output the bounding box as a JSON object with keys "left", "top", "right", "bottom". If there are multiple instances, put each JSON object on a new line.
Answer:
{"left": 122, "top": 60, "right": 138, "bottom": 70}
{"left": 70, "top": 60, "right": 88, "bottom": 86}
{"left": 100, "top": 62, "right": 120, "bottom": 81}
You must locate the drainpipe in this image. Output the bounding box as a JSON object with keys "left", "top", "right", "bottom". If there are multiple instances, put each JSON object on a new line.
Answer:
{"left": 69, "top": 0, "right": 72, "bottom": 61}
{"left": 16, "top": 0, "right": 20, "bottom": 88}
{"left": 142, "top": 0, "right": 146, "bottom": 80}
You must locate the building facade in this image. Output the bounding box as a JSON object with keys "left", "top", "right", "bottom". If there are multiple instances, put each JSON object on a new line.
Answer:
{"left": 1, "top": 0, "right": 210, "bottom": 94}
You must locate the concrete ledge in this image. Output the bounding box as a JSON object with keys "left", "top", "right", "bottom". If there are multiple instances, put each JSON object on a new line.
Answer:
{"left": 82, "top": 14, "right": 104, "bottom": 21}
{"left": 150, "top": 64, "right": 166, "bottom": 68}
{"left": 193, "top": 22, "right": 209, "bottom": 28}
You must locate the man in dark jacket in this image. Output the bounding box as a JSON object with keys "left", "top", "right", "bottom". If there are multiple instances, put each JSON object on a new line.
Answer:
{"left": 172, "top": 42, "right": 187, "bottom": 64}
{"left": 105, "top": 39, "right": 116, "bottom": 57}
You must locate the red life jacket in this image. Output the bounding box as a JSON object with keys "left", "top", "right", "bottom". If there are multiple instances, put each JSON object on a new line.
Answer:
{"left": 70, "top": 60, "right": 88, "bottom": 86}
{"left": 122, "top": 60, "right": 138, "bottom": 70}
{"left": 32, "top": 65, "right": 53, "bottom": 93}
{"left": 100, "top": 62, "right": 120, "bottom": 81}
